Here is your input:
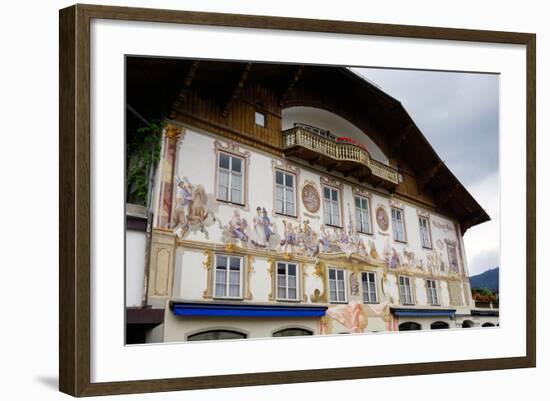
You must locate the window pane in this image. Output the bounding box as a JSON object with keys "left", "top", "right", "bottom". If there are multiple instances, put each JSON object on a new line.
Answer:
{"left": 355, "top": 197, "right": 361, "bottom": 208}
{"left": 286, "top": 202, "right": 295, "bottom": 216}
{"left": 277, "top": 263, "right": 286, "bottom": 275}
{"left": 230, "top": 257, "right": 241, "bottom": 270}
{"left": 288, "top": 275, "right": 297, "bottom": 289}
{"left": 331, "top": 189, "right": 338, "bottom": 201}
{"left": 276, "top": 171, "right": 284, "bottom": 185}
{"left": 216, "top": 255, "right": 227, "bottom": 268}
{"left": 219, "top": 153, "right": 230, "bottom": 169}
{"left": 229, "top": 284, "right": 240, "bottom": 297}
{"left": 285, "top": 174, "right": 293, "bottom": 187}
{"left": 285, "top": 187, "right": 294, "bottom": 202}
{"left": 276, "top": 199, "right": 284, "bottom": 214}
{"left": 323, "top": 187, "right": 330, "bottom": 199}
{"left": 231, "top": 157, "right": 242, "bottom": 172}
{"left": 231, "top": 173, "right": 242, "bottom": 189}
{"left": 288, "top": 287, "right": 297, "bottom": 300}
{"left": 329, "top": 269, "right": 336, "bottom": 280}
{"left": 355, "top": 211, "right": 362, "bottom": 230}
{"left": 337, "top": 270, "right": 344, "bottom": 280}
{"left": 287, "top": 264, "right": 296, "bottom": 276}
{"left": 231, "top": 188, "right": 242, "bottom": 204}
{"left": 255, "top": 111, "right": 265, "bottom": 127}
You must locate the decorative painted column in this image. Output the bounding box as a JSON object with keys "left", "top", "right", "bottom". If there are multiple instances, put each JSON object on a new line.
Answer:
{"left": 155, "top": 124, "right": 182, "bottom": 229}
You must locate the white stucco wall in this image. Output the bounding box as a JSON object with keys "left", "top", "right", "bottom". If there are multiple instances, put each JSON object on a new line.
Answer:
{"left": 125, "top": 230, "right": 147, "bottom": 307}
{"left": 172, "top": 126, "right": 471, "bottom": 302}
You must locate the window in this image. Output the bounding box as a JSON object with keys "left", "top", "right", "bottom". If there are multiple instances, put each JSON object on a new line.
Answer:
{"left": 391, "top": 207, "right": 406, "bottom": 242}
{"left": 276, "top": 262, "right": 298, "bottom": 301}
{"left": 217, "top": 152, "right": 244, "bottom": 205}
{"left": 214, "top": 255, "right": 243, "bottom": 298}
{"left": 426, "top": 279, "right": 439, "bottom": 305}
{"left": 275, "top": 170, "right": 296, "bottom": 216}
{"left": 361, "top": 272, "right": 378, "bottom": 303}
{"left": 354, "top": 196, "right": 372, "bottom": 234}
{"left": 399, "top": 276, "right": 414, "bottom": 305}
{"left": 328, "top": 268, "right": 346, "bottom": 302}
{"left": 188, "top": 330, "right": 247, "bottom": 341}
{"left": 255, "top": 111, "right": 265, "bottom": 127}
{"left": 418, "top": 216, "right": 432, "bottom": 248}
{"left": 273, "top": 328, "right": 313, "bottom": 337}
{"left": 398, "top": 322, "right": 421, "bottom": 331}
{"left": 431, "top": 321, "right": 449, "bottom": 330}
{"left": 323, "top": 186, "right": 341, "bottom": 226}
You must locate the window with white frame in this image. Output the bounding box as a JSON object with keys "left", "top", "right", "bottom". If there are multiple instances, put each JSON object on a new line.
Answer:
{"left": 323, "top": 186, "right": 341, "bottom": 226}
{"left": 328, "top": 268, "right": 346, "bottom": 302}
{"left": 418, "top": 216, "right": 432, "bottom": 249}
{"left": 214, "top": 255, "right": 243, "bottom": 298}
{"left": 275, "top": 170, "right": 296, "bottom": 216}
{"left": 355, "top": 196, "right": 372, "bottom": 234}
{"left": 276, "top": 262, "right": 298, "bottom": 301}
{"left": 217, "top": 152, "right": 244, "bottom": 205}
{"left": 399, "top": 276, "right": 414, "bottom": 305}
{"left": 391, "top": 207, "right": 406, "bottom": 242}
{"left": 426, "top": 279, "right": 439, "bottom": 305}
{"left": 361, "top": 271, "right": 378, "bottom": 303}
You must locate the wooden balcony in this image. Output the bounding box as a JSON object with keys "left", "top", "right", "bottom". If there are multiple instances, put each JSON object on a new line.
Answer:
{"left": 282, "top": 126, "right": 399, "bottom": 189}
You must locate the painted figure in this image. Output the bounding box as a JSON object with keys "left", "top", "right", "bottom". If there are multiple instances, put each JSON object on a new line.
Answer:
{"left": 388, "top": 248, "right": 400, "bottom": 269}
{"left": 336, "top": 229, "right": 353, "bottom": 257}
{"left": 250, "top": 207, "right": 268, "bottom": 248}
{"left": 327, "top": 301, "right": 368, "bottom": 333}
{"left": 280, "top": 220, "right": 298, "bottom": 253}
{"left": 300, "top": 219, "right": 320, "bottom": 257}
{"left": 222, "top": 210, "right": 248, "bottom": 245}
{"left": 172, "top": 177, "right": 216, "bottom": 239}
{"left": 261, "top": 208, "right": 273, "bottom": 242}
{"left": 319, "top": 224, "right": 332, "bottom": 253}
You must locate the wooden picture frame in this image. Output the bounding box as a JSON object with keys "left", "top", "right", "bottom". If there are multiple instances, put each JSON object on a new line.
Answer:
{"left": 59, "top": 3, "right": 536, "bottom": 397}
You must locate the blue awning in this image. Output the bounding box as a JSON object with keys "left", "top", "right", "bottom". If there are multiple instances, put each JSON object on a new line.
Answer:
{"left": 391, "top": 308, "right": 456, "bottom": 318}
{"left": 171, "top": 302, "right": 328, "bottom": 318}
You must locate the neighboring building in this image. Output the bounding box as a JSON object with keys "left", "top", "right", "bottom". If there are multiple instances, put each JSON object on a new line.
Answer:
{"left": 125, "top": 59, "right": 498, "bottom": 343}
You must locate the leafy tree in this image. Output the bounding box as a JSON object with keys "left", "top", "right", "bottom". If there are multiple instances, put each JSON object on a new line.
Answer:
{"left": 126, "top": 119, "right": 166, "bottom": 206}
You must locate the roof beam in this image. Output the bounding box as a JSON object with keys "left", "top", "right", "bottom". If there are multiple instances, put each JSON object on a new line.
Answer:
{"left": 222, "top": 63, "right": 253, "bottom": 117}
{"left": 170, "top": 61, "right": 200, "bottom": 117}
{"left": 389, "top": 123, "right": 414, "bottom": 158}
{"left": 417, "top": 161, "right": 444, "bottom": 193}
{"left": 279, "top": 65, "right": 304, "bottom": 106}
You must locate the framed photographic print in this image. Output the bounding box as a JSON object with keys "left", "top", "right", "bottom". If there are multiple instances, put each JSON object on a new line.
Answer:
{"left": 59, "top": 4, "right": 536, "bottom": 397}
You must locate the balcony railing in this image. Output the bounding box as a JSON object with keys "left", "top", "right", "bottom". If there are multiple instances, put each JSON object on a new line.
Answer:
{"left": 282, "top": 125, "right": 399, "bottom": 185}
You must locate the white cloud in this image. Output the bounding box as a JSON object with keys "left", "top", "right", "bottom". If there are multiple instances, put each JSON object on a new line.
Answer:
{"left": 463, "top": 171, "right": 500, "bottom": 275}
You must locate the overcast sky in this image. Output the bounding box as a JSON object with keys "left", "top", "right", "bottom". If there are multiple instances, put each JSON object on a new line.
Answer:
{"left": 353, "top": 67, "right": 499, "bottom": 276}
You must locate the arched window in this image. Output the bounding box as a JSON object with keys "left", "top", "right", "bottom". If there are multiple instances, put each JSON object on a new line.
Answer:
{"left": 273, "top": 328, "right": 314, "bottom": 337}
{"left": 430, "top": 321, "right": 450, "bottom": 330}
{"left": 398, "top": 322, "right": 421, "bottom": 331}
{"left": 482, "top": 322, "right": 495, "bottom": 327}
{"left": 187, "top": 330, "right": 247, "bottom": 341}
{"left": 462, "top": 320, "right": 475, "bottom": 328}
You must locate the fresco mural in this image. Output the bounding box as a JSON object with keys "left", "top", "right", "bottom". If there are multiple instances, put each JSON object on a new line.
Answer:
{"left": 327, "top": 301, "right": 369, "bottom": 333}
{"left": 172, "top": 176, "right": 219, "bottom": 239}
{"left": 171, "top": 176, "right": 464, "bottom": 282}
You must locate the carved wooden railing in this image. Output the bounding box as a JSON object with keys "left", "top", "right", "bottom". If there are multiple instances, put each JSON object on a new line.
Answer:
{"left": 282, "top": 126, "right": 399, "bottom": 185}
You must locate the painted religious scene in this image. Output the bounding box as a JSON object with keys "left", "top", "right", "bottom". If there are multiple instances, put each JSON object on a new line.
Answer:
{"left": 125, "top": 57, "right": 499, "bottom": 344}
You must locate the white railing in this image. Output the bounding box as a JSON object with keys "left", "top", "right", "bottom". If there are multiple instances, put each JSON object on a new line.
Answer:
{"left": 282, "top": 127, "right": 399, "bottom": 185}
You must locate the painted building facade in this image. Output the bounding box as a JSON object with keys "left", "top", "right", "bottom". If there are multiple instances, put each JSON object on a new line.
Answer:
{"left": 125, "top": 60, "right": 498, "bottom": 343}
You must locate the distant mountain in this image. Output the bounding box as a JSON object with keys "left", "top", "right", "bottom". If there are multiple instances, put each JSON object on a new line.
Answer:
{"left": 470, "top": 267, "right": 499, "bottom": 293}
